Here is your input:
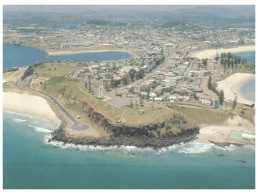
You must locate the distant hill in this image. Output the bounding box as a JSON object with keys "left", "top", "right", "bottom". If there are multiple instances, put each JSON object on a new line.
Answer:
{"left": 3, "top": 5, "right": 255, "bottom": 29}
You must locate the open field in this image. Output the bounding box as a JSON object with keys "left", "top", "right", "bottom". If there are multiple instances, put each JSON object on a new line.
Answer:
{"left": 170, "top": 105, "right": 232, "bottom": 126}
{"left": 237, "top": 104, "right": 255, "bottom": 125}
{"left": 32, "top": 63, "right": 174, "bottom": 127}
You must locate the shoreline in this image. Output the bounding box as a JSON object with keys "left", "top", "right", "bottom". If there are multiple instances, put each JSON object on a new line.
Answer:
{"left": 194, "top": 45, "right": 255, "bottom": 59}
{"left": 197, "top": 115, "right": 255, "bottom": 147}
{"left": 3, "top": 91, "right": 254, "bottom": 149}
{"left": 237, "top": 78, "right": 255, "bottom": 103}
{"left": 217, "top": 73, "right": 255, "bottom": 105}
{"left": 47, "top": 49, "right": 138, "bottom": 58}
{"left": 3, "top": 91, "right": 61, "bottom": 126}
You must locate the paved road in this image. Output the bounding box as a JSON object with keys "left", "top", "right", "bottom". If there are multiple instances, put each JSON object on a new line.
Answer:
{"left": 15, "top": 74, "right": 88, "bottom": 130}
{"left": 201, "top": 76, "right": 219, "bottom": 101}
{"left": 167, "top": 100, "right": 219, "bottom": 110}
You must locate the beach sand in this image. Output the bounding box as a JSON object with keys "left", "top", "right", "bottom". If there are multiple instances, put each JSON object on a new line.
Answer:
{"left": 197, "top": 116, "right": 255, "bottom": 146}
{"left": 3, "top": 92, "right": 61, "bottom": 125}
{"left": 194, "top": 45, "right": 255, "bottom": 59}
{"left": 47, "top": 49, "right": 138, "bottom": 57}
{"left": 217, "top": 73, "right": 255, "bottom": 105}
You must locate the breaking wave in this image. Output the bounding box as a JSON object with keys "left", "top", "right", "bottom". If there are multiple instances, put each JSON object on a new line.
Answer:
{"left": 42, "top": 134, "right": 251, "bottom": 155}
{"left": 28, "top": 125, "right": 52, "bottom": 133}
{"left": 12, "top": 118, "right": 27, "bottom": 123}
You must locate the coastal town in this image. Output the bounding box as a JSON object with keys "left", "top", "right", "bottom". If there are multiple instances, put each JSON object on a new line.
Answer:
{"left": 3, "top": 7, "right": 255, "bottom": 148}
{"left": 2, "top": 5, "right": 256, "bottom": 190}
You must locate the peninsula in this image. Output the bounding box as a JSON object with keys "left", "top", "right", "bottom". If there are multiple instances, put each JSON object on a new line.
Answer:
{"left": 3, "top": 9, "right": 255, "bottom": 149}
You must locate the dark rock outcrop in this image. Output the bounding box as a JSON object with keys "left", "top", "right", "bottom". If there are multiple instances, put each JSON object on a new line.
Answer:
{"left": 51, "top": 100, "right": 200, "bottom": 149}
{"left": 51, "top": 126, "right": 199, "bottom": 149}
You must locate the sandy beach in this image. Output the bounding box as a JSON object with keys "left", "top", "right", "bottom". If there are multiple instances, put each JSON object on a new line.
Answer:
{"left": 197, "top": 116, "right": 255, "bottom": 146}
{"left": 194, "top": 45, "right": 255, "bottom": 59}
{"left": 3, "top": 92, "right": 61, "bottom": 125}
{"left": 217, "top": 73, "right": 255, "bottom": 105}
{"left": 47, "top": 49, "right": 138, "bottom": 57}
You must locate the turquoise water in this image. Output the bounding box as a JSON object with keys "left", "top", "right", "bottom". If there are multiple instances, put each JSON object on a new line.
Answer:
{"left": 235, "top": 51, "right": 255, "bottom": 102}
{"left": 235, "top": 51, "right": 255, "bottom": 65}
{"left": 3, "top": 44, "right": 132, "bottom": 68}
{"left": 3, "top": 111, "right": 255, "bottom": 189}
{"left": 3, "top": 45, "right": 255, "bottom": 189}
{"left": 240, "top": 79, "right": 255, "bottom": 102}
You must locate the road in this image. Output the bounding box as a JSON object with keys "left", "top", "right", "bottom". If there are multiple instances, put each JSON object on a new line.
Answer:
{"left": 167, "top": 100, "right": 219, "bottom": 110}
{"left": 15, "top": 74, "right": 89, "bottom": 130}
{"left": 201, "top": 76, "right": 219, "bottom": 101}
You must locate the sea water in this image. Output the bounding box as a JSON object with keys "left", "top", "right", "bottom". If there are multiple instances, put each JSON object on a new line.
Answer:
{"left": 3, "top": 45, "right": 255, "bottom": 189}
{"left": 235, "top": 51, "right": 255, "bottom": 102}
{"left": 3, "top": 111, "right": 255, "bottom": 189}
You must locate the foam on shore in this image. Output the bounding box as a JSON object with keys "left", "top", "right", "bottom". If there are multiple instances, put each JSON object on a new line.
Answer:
{"left": 43, "top": 134, "right": 250, "bottom": 155}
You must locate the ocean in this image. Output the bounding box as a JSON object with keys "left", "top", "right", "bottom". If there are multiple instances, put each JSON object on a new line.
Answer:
{"left": 235, "top": 51, "right": 255, "bottom": 102}
{"left": 3, "top": 45, "right": 255, "bottom": 189}
{"left": 3, "top": 111, "right": 255, "bottom": 189}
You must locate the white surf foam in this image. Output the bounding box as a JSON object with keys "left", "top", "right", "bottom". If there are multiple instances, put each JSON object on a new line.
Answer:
{"left": 243, "top": 145, "right": 255, "bottom": 150}
{"left": 43, "top": 134, "right": 154, "bottom": 153}
{"left": 177, "top": 142, "right": 215, "bottom": 154}
{"left": 43, "top": 134, "right": 243, "bottom": 154}
{"left": 28, "top": 125, "right": 52, "bottom": 133}
{"left": 12, "top": 118, "right": 27, "bottom": 123}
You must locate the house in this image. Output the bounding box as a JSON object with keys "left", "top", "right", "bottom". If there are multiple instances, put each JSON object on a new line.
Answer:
{"left": 133, "top": 89, "right": 140, "bottom": 95}
{"left": 167, "top": 95, "right": 177, "bottom": 101}
{"left": 140, "top": 91, "right": 148, "bottom": 96}
{"left": 149, "top": 92, "right": 157, "bottom": 98}
{"left": 200, "top": 99, "right": 212, "bottom": 106}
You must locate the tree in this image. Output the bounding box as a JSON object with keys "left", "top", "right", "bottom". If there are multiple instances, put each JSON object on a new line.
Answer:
{"left": 85, "top": 82, "right": 88, "bottom": 88}
{"left": 215, "top": 52, "right": 219, "bottom": 61}
{"left": 129, "top": 69, "right": 137, "bottom": 82}
{"left": 122, "top": 75, "right": 129, "bottom": 85}
{"left": 208, "top": 76, "right": 212, "bottom": 90}
{"left": 140, "top": 97, "right": 144, "bottom": 106}
{"left": 110, "top": 77, "right": 114, "bottom": 88}
{"left": 232, "top": 96, "right": 237, "bottom": 110}
{"left": 130, "top": 100, "right": 133, "bottom": 108}
{"left": 219, "top": 90, "right": 224, "bottom": 106}
{"left": 88, "top": 75, "right": 92, "bottom": 93}
{"left": 202, "top": 58, "right": 208, "bottom": 66}
{"left": 137, "top": 69, "right": 145, "bottom": 79}
{"left": 221, "top": 58, "right": 224, "bottom": 65}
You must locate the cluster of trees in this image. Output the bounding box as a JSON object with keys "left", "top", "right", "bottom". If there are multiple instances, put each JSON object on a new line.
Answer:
{"left": 103, "top": 69, "right": 146, "bottom": 91}
{"left": 21, "top": 66, "right": 34, "bottom": 80}
{"left": 21, "top": 63, "right": 43, "bottom": 80}
{"left": 128, "top": 69, "right": 145, "bottom": 82}
{"left": 208, "top": 76, "right": 219, "bottom": 95}
{"left": 220, "top": 52, "right": 247, "bottom": 71}
{"left": 146, "top": 55, "right": 165, "bottom": 73}
{"left": 208, "top": 76, "right": 225, "bottom": 106}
